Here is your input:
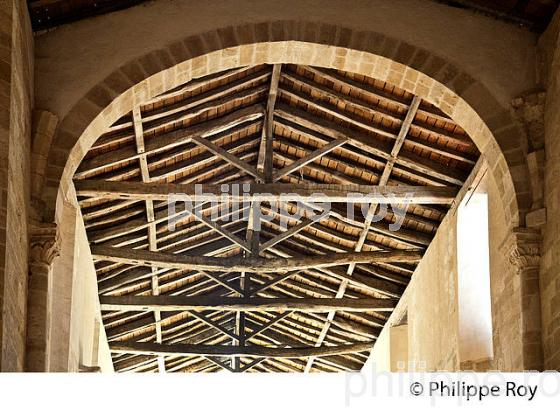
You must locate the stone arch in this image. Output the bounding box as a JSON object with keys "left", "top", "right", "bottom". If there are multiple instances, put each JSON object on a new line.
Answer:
{"left": 39, "top": 22, "right": 531, "bottom": 230}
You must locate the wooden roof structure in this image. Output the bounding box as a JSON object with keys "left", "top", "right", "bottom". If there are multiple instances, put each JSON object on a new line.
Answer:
{"left": 28, "top": 0, "right": 560, "bottom": 32}
{"left": 73, "top": 63, "right": 481, "bottom": 373}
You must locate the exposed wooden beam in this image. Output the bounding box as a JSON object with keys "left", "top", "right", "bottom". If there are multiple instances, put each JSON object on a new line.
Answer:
{"left": 110, "top": 340, "right": 373, "bottom": 358}
{"left": 91, "top": 245, "right": 422, "bottom": 273}
{"left": 248, "top": 271, "right": 303, "bottom": 296}
{"left": 262, "top": 240, "right": 409, "bottom": 296}
{"left": 183, "top": 205, "right": 252, "bottom": 252}
{"left": 90, "top": 199, "right": 247, "bottom": 245}
{"left": 98, "top": 216, "right": 407, "bottom": 298}
{"left": 258, "top": 64, "right": 282, "bottom": 181}
{"left": 189, "top": 311, "right": 239, "bottom": 341}
{"left": 273, "top": 118, "right": 445, "bottom": 188}
{"left": 100, "top": 295, "right": 396, "bottom": 312}
{"left": 200, "top": 271, "right": 243, "bottom": 295}
{"left": 262, "top": 242, "right": 409, "bottom": 298}
{"left": 281, "top": 69, "right": 475, "bottom": 161}
{"left": 259, "top": 200, "right": 432, "bottom": 249}
{"left": 135, "top": 84, "right": 268, "bottom": 149}
{"left": 274, "top": 147, "right": 359, "bottom": 185}
{"left": 76, "top": 180, "right": 458, "bottom": 204}
{"left": 131, "top": 105, "right": 166, "bottom": 373}
{"left": 245, "top": 311, "right": 293, "bottom": 340}
{"left": 191, "top": 135, "right": 265, "bottom": 182}
{"left": 145, "top": 66, "right": 251, "bottom": 106}
{"left": 387, "top": 96, "right": 423, "bottom": 172}
{"left": 249, "top": 309, "right": 376, "bottom": 346}
{"left": 74, "top": 61, "right": 487, "bottom": 374}
{"left": 240, "top": 357, "right": 267, "bottom": 372}
{"left": 75, "top": 104, "right": 264, "bottom": 176}
{"left": 143, "top": 69, "right": 270, "bottom": 124}
{"left": 450, "top": 157, "right": 488, "bottom": 214}
{"left": 315, "top": 266, "right": 405, "bottom": 298}
{"left": 274, "top": 104, "right": 467, "bottom": 186}
{"left": 259, "top": 217, "right": 325, "bottom": 253}
{"left": 204, "top": 356, "right": 235, "bottom": 372}
{"left": 303, "top": 66, "right": 456, "bottom": 127}
{"left": 87, "top": 127, "right": 261, "bottom": 188}
{"left": 272, "top": 137, "right": 347, "bottom": 181}
{"left": 114, "top": 356, "right": 158, "bottom": 373}
{"left": 245, "top": 68, "right": 275, "bottom": 365}
{"left": 106, "top": 69, "right": 269, "bottom": 137}
{"left": 304, "top": 95, "right": 422, "bottom": 372}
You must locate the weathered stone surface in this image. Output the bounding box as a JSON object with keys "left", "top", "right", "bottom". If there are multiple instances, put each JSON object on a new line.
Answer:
{"left": 538, "top": 8, "right": 560, "bottom": 370}
{"left": 1, "top": 0, "right": 560, "bottom": 372}
{"left": 25, "top": 223, "right": 60, "bottom": 372}
{"left": 500, "top": 228, "right": 544, "bottom": 370}
{"left": 0, "top": 0, "right": 33, "bottom": 372}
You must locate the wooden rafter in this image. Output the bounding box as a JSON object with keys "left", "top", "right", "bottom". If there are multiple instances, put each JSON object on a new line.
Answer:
{"left": 274, "top": 104, "right": 467, "bottom": 186}
{"left": 257, "top": 64, "right": 282, "bottom": 181}
{"left": 131, "top": 105, "right": 166, "bottom": 373}
{"left": 191, "top": 135, "right": 265, "bottom": 182}
{"left": 76, "top": 105, "right": 265, "bottom": 177}
{"left": 259, "top": 214, "right": 328, "bottom": 253}
{"left": 189, "top": 311, "right": 239, "bottom": 341}
{"left": 272, "top": 137, "right": 347, "bottom": 181}
{"left": 305, "top": 95, "right": 422, "bottom": 372}
{"left": 245, "top": 311, "right": 293, "bottom": 340}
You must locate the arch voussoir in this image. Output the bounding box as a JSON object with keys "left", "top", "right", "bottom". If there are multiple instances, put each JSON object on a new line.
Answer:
{"left": 41, "top": 21, "right": 531, "bottom": 231}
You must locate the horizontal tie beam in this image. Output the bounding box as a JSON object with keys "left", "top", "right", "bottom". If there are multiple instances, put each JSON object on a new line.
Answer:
{"left": 75, "top": 180, "right": 458, "bottom": 204}
{"left": 100, "top": 295, "right": 397, "bottom": 313}
{"left": 109, "top": 341, "right": 374, "bottom": 358}
{"left": 91, "top": 246, "right": 422, "bottom": 273}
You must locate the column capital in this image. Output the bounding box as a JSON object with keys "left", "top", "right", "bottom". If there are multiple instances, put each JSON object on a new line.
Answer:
{"left": 500, "top": 227, "right": 541, "bottom": 272}
{"left": 29, "top": 222, "right": 61, "bottom": 269}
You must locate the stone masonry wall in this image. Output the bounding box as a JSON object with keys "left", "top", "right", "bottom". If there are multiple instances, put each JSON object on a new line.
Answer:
{"left": 467, "top": 173, "right": 523, "bottom": 371}
{"left": 538, "top": 9, "right": 560, "bottom": 370}
{"left": 0, "top": 1, "right": 12, "bottom": 363}
{"left": 368, "top": 170, "right": 523, "bottom": 371}
{"left": 48, "top": 197, "right": 113, "bottom": 372}
{"left": 0, "top": 0, "right": 33, "bottom": 371}
{"left": 407, "top": 195, "right": 460, "bottom": 371}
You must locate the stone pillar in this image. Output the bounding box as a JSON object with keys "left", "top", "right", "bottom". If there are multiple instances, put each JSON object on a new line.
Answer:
{"left": 538, "top": 7, "right": 560, "bottom": 369}
{"left": 502, "top": 228, "right": 543, "bottom": 370}
{"left": 0, "top": 0, "right": 33, "bottom": 371}
{"left": 512, "top": 91, "right": 546, "bottom": 228}
{"left": 25, "top": 223, "right": 60, "bottom": 372}
{"left": 30, "top": 110, "right": 58, "bottom": 213}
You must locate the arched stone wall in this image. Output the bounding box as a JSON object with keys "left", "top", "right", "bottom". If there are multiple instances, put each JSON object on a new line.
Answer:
{"left": 39, "top": 25, "right": 531, "bottom": 231}
{"left": 26, "top": 4, "right": 546, "bottom": 371}
{"left": 28, "top": 16, "right": 547, "bottom": 370}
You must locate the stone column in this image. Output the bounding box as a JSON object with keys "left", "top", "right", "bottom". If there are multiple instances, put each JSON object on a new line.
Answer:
{"left": 502, "top": 228, "right": 543, "bottom": 371}
{"left": 25, "top": 223, "right": 60, "bottom": 372}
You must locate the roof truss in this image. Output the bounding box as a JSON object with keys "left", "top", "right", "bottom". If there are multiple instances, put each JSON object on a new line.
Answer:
{"left": 74, "top": 63, "right": 481, "bottom": 373}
